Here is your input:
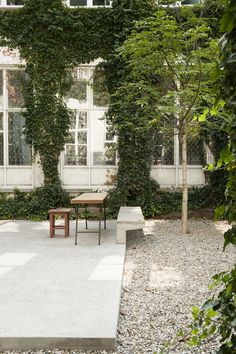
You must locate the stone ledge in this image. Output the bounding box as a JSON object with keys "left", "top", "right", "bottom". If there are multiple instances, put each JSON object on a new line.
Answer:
{"left": 117, "top": 207, "right": 145, "bottom": 244}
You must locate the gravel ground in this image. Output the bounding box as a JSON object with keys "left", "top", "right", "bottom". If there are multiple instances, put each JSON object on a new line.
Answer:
{"left": 1, "top": 219, "right": 235, "bottom": 354}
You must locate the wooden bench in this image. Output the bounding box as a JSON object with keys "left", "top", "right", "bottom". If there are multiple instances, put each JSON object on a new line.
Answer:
{"left": 49, "top": 208, "right": 73, "bottom": 238}
{"left": 116, "top": 206, "right": 145, "bottom": 244}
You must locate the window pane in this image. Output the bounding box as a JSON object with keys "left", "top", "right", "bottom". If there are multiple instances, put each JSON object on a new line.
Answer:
{"left": 64, "top": 111, "right": 87, "bottom": 166}
{"left": 66, "top": 132, "right": 75, "bottom": 144}
{"left": 64, "top": 145, "right": 76, "bottom": 165}
{"left": 179, "top": 137, "right": 204, "bottom": 165}
{"left": 152, "top": 130, "right": 174, "bottom": 165}
{"left": 69, "top": 111, "right": 76, "bottom": 130}
{"left": 93, "top": 143, "right": 116, "bottom": 165}
{"left": 7, "top": 70, "right": 26, "bottom": 108}
{"left": 66, "top": 79, "right": 87, "bottom": 103}
{"left": 7, "top": 0, "right": 24, "bottom": 4}
{"left": 70, "top": 0, "right": 87, "bottom": 6}
{"left": 0, "top": 70, "right": 3, "bottom": 108}
{"left": 0, "top": 113, "right": 3, "bottom": 166}
{"left": 78, "top": 132, "right": 87, "bottom": 144}
{"left": 93, "top": 0, "right": 110, "bottom": 5}
{"left": 78, "top": 111, "right": 87, "bottom": 129}
{"left": 8, "top": 112, "right": 31, "bottom": 165}
{"left": 93, "top": 69, "right": 109, "bottom": 107}
{"left": 106, "top": 126, "right": 115, "bottom": 141}
{"left": 105, "top": 143, "right": 116, "bottom": 165}
{"left": 77, "top": 145, "right": 87, "bottom": 165}
{"left": 0, "top": 112, "right": 3, "bottom": 130}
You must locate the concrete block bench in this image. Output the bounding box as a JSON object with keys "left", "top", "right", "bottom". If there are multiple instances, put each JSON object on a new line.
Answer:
{"left": 116, "top": 206, "right": 145, "bottom": 244}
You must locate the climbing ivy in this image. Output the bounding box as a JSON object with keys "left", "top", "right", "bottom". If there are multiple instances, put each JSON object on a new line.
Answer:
{"left": 0, "top": 0, "right": 151, "bottom": 185}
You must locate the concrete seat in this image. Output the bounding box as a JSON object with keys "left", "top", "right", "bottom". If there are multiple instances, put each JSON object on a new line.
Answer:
{"left": 116, "top": 206, "right": 145, "bottom": 244}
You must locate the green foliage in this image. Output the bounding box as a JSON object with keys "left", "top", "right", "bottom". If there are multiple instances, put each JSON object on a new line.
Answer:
{"left": 106, "top": 5, "right": 220, "bottom": 216}
{"left": 187, "top": 266, "right": 236, "bottom": 353}
{"left": 0, "top": 0, "right": 151, "bottom": 185}
{"left": 218, "top": 0, "right": 236, "bottom": 250}
{"left": 0, "top": 185, "right": 70, "bottom": 220}
{"left": 108, "top": 185, "right": 221, "bottom": 218}
{"left": 181, "top": 2, "right": 236, "bottom": 353}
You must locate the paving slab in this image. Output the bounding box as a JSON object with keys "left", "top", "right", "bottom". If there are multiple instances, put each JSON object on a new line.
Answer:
{"left": 0, "top": 220, "right": 125, "bottom": 351}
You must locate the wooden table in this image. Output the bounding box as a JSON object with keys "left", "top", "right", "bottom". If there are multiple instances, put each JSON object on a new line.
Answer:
{"left": 71, "top": 192, "right": 108, "bottom": 245}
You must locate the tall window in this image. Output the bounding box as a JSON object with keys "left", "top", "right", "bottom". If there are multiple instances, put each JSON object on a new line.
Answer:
{"left": 0, "top": 70, "right": 3, "bottom": 108}
{"left": 64, "top": 111, "right": 88, "bottom": 165}
{"left": 65, "top": 69, "right": 88, "bottom": 109}
{"left": 8, "top": 112, "right": 31, "bottom": 165}
{"left": 179, "top": 136, "right": 204, "bottom": 165}
{"left": 0, "top": 71, "right": 3, "bottom": 165}
{"left": 0, "top": 113, "right": 3, "bottom": 165}
{"left": 93, "top": 69, "right": 109, "bottom": 107}
{"left": 7, "top": 70, "right": 25, "bottom": 108}
{"left": 0, "top": 69, "right": 32, "bottom": 166}
{"left": 152, "top": 130, "right": 174, "bottom": 165}
{"left": 93, "top": 117, "right": 116, "bottom": 166}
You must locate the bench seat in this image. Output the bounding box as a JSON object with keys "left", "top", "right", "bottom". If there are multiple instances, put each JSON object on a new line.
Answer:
{"left": 116, "top": 206, "right": 145, "bottom": 244}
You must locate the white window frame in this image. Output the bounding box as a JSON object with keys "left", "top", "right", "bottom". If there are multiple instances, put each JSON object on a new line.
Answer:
{"left": 0, "top": 67, "right": 32, "bottom": 167}
{"left": 64, "top": 110, "right": 89, "bottom": 166}
{"left": 0, "top": 0, "right": 23, "bottom": 7}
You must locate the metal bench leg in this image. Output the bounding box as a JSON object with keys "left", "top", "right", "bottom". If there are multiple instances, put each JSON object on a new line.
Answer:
{"left": 85, "top": 204, "right": 88, "bottom": 230}
{"left": 75, "top": 206, "right": 79, "bottom": 245}
{"left": 98, "top": 205, "right": 102, "bottom": 245}
{"left": 104, "top": 201, "right": 106, "bottom": 230}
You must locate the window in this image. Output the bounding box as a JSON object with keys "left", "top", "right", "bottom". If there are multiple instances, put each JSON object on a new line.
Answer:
{"left": 179, "top": 137, "right": 204, "bottom": 165}
{"left": 64, "top": 111, "right": 88, "bottom": 165}
{"left": 8, "top": 112, "right": 31, "bottom": 165}
{"left": 0, "top": 69, "right": 32, "bottom": 166}
{"left": 6, "top": 0, "right": 24, "bottom": 5}
{"left": 0, "top": 113, "right": 3, "bottom": 165}
{"left": 93, "top": 0, "right": 110, "bottom": 5}
{"left": 65, "top": 69, "right": 88, "bottom": 109}
{"left": 68, "top": 0, "right": 111, "bottom": 6}
{"left": 93, "top": 69, "right": 109, "bottom": 107}
{"left": 70, "top": 0, "right": 87, "bottom": 6}
{"left": 7, "top": 70, "right": 26, "bottom": 108}
{"left": 93, "top": 118, "right": 116, "bottom": 165}
{"left": 152, "top": 130, "right": 174, "bottom": 165}
{"left": 0, "top": 70, "right": 3, "bottom": 108}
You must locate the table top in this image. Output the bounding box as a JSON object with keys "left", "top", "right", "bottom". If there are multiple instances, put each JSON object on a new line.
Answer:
{"left": 71, "top": 192, "right": 108, "bottom": 205}
{"left": 49, "top": 208, "right": 73, "bottom": 213}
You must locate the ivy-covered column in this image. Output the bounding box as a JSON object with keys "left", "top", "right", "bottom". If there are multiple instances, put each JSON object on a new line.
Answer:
{"left": 24, "top": 63, "right": 70, "bottom": 185}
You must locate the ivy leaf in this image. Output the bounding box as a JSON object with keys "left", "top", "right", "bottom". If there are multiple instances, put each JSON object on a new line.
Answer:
{"left": 223, "top": 227, "right": 236, "bottom": 251}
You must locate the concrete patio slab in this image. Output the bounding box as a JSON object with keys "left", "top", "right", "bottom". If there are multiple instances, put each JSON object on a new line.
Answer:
{"left": 0, "top": 220, "right": 126, "bottom": 351}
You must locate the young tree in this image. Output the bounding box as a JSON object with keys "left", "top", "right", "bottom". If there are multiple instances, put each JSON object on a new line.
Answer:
{"left": 114, "top": 7, "right": 218, "bottom": 233}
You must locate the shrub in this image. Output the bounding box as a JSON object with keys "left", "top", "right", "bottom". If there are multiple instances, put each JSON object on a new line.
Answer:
{"left": 0, "top": 185, "right": 70, "bottom": 220}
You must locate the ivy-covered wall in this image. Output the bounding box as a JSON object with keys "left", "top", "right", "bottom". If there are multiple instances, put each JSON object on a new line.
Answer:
{"left": 0, "top": 0, "right": 225, "bottom": 212}
{"left": 0, "top": 0, "right": 152, "bottom": 186}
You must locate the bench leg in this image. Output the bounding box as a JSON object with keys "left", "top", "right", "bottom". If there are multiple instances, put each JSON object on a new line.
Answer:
{"left": 116, "top": 225, "right": 126, "bottom": 244}
{"left": 65, "top": 213, "right": 69, "bottom": 237}
{"left": 49, "top": 213, "right": 55, "bottom": 238}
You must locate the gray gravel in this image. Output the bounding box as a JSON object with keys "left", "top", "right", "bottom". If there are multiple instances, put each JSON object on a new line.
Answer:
{"left": 1, "top": 220, "right": 235, "bottom": 354}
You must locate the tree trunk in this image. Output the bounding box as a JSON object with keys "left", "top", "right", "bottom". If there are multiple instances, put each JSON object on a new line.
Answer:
{"left": 181, "top": 126, "right": 188, "bottom": 234}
